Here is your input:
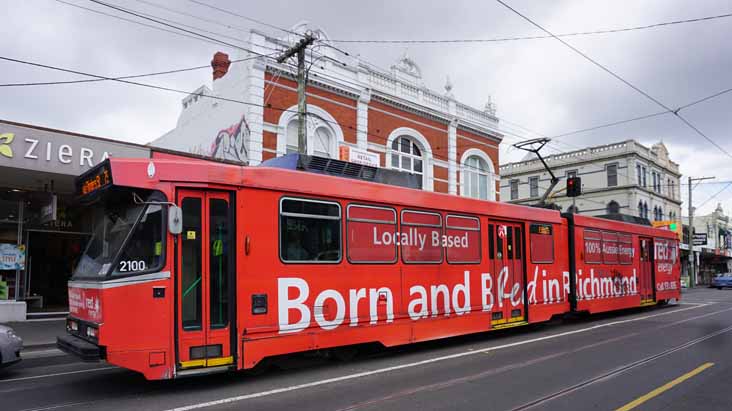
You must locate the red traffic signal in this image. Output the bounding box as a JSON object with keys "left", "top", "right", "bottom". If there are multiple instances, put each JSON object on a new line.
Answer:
{"left": 567, "top": 176, "right": 582, "bottom": 197}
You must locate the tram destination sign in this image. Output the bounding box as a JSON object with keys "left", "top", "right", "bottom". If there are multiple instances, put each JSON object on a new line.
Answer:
{"left": 76, "top": 161, "right": 113, "bottom": 197}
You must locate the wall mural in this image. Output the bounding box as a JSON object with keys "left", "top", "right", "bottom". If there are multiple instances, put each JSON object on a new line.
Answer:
{"left": 190, "top": 115, "right": 250, "bottom": 163}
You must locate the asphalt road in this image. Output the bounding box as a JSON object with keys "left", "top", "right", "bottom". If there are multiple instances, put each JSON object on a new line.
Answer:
{"left": 3, "top": 287, "right": 732, "bottom": 411}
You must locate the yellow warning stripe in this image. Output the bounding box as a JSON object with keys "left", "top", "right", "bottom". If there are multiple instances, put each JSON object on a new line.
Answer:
{"left": 492, "top": 320, "right": 528, "bottom": 330}
{"left": 615, "top": 362, "right": 714, "bottom": 411}
{"left": 180, "top": 356, "right": 234, "bottom": 369}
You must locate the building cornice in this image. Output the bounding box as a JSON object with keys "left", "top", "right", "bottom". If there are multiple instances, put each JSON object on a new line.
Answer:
{"left": 500, "top": 145, "right": 681, "bottom": 178}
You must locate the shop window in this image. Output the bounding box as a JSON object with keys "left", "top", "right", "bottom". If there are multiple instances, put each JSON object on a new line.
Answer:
{"left": 347, "top": 204, "right": 397, "bottom": 263}
{"left": 584, "top": 229, "right": 602, "bottom": 264}
{"left": 401, "top": 210, "right": 442, "bottom": 263}
{"left": 530, "top": 223, "right": 554, "bottom": 263}
{"left": 280, "top": 198, "right": 341, "bottom": 263}
{"left": 445, "top": 215, "right": 480, "bottom": 264}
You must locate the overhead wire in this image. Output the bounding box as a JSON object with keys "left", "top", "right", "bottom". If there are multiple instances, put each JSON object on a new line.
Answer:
{"left": 495, "top": 0, "right": 732, "bottom": 162}
{"left": 55, "top": 0, "right": 227, "bottom": 47}
{"left": 330, "top": 12, "right": 732, "bottom": 44}
{"left": 10, "top": 3, "right": 730, "bottom": 197}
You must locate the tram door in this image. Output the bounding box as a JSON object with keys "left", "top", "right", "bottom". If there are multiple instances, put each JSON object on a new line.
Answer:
{"left": 176, "top": 190, "right": 234, "bottom": 369}
{"left": 488, "top": 222, "right": 525, "bottom": 326}
{"left": 639, "top": 237, "right": 655, "bottom": 303}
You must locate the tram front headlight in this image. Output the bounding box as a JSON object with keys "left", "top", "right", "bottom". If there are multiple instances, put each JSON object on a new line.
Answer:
{"left": 67, "top": 320, "right": 78, "bottom": 332}
{"left": 86, "top": 326, "right": 97, "bottom": 339}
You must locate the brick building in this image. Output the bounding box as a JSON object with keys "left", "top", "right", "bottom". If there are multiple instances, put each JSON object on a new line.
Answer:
{"left": 152, "top": 22, "right": 503, "bottom": 199}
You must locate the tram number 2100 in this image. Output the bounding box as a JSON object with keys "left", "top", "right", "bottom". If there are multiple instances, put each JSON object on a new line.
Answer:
{"left": 118, "top": 260, "right": 147, "bottom": 272}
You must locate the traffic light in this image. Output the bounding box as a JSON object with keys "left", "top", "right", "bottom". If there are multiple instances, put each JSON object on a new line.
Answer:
{"left": 566, "top": 176, "right": 582, "bottom": 197}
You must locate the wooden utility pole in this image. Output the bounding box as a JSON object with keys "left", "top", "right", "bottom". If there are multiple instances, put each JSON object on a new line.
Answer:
{"left": 276, "top": 34, "right": 316, "bottom": 155}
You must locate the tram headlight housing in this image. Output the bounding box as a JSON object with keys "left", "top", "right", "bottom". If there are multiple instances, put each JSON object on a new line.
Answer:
{"left": 86, "top": 326, "right": 97, "bottom": 339}
{"left": 67, "top": 319, "right": 79, "bottom": 332}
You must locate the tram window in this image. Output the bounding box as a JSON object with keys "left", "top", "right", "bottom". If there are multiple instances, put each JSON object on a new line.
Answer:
{"left": 181, "top": 198, "right": 202, "bottom": 330}
{"left": 209, "top": 198, "right": 229, "bottom": 329}
{"left": 515, "top": 227, "right": 522, "bottom": 260}
{"left": 584, "top": 229, "right": 602, "bottom": 264}
{"left": 112, "top": 203, "right": 164, "bottom": 276}
{"left": 618, "top": 234, "right": 633, "bottom": 265}
{"left": 507, "top": 227, "right": 514, "bottom": 260}
{"left": 488, "top": 224, "right": 495, "bottom": 260}
{"left": 602, "top": 232, "right": 619, "bottom": 264}
{"left": 496, "top": 226, "right": 504, "bottom": 259}
{"left": 280, "top": 198, "right": 341, "bottom": 263}
{"left": 529, "top": 223, "right": 554, "bottom": 263}
{"left": 401, "top": 210, "right": 442, "bottom": 263}
{"left": 347, "top": 204, "right": 397, "bottom": 263}
{"left": 445, "top": 215, "right": 480, "bottom": 264}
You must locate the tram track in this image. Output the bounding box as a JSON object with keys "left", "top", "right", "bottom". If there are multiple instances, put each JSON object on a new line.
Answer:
{"left": 508, "top": 322, "right": 732, "bottom": 411}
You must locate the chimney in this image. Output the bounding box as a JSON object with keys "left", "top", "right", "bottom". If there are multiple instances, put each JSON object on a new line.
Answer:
{"left": 211, "top": 52, "right": 231, "bottom": 80}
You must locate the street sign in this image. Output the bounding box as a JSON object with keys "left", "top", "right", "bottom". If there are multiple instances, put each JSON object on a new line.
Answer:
{"left": 693, "top": 233, "right": 708, "bottom": 247}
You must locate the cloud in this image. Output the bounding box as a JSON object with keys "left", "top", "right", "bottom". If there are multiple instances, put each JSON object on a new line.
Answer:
{"left": 1, "top": 0, "right": 731, "bottom": 212}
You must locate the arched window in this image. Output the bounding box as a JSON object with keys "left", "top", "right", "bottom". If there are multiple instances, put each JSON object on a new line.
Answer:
{"left": 386, "top": 127, "right": 433, "bottom": 191}
{"left": 463, "top": 156, "right": 490, "bottom": 200}
{"left": 286, "top": 117, "right": 335, "bottom": 158}
{"left": 607, "top": 200, "right": 620, "bottom": 214}
{"left": 638, "top": 201, "right": 644, "bottom": 218}
{"left": 460, "top": 149, "right": 496, "bottom": 201}
{"left": 391, "top": 136, "right": 424, "bottom": 186}
{"left": 278, "top": 105, "right": 344, "bottom": 159}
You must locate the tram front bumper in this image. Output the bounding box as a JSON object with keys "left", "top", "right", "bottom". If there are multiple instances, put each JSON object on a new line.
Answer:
{"left": 57, "top": 334, "right": 103, "bottom": 362}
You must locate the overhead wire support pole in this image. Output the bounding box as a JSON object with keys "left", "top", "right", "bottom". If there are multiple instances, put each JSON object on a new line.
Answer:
{"left": 687, "top": 176, "right": 715, "bottom": 288}
{"left": 277, "top": 33, "right": 316, "bottom": 155}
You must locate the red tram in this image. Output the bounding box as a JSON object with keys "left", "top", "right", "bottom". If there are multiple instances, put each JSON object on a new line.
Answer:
{"left": 57, "top": 154, "right": 681, "bottom": 380}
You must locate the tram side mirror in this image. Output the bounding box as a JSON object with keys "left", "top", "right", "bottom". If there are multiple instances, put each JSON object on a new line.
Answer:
{"left": 168, "top": 205, "right": 183, "bottom": 235}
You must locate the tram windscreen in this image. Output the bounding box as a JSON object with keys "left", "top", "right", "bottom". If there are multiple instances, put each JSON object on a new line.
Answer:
{"left": 72, "top": 188, "right": 165, "bottom": 279}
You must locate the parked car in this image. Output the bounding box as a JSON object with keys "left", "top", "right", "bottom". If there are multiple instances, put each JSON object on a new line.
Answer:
{"left": 711, "top": 273, "right": 732, "bottom": 289}
{"left": 0, "top": 324, "right": 23, "bottom": 368}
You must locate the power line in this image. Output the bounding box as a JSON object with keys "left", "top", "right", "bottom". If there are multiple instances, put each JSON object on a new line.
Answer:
{"left": 495, "top": 0, "right": 732, "bottom": 162}
{"left": 55, "top": 0, "right": 226, "bottom": 47}
{"left": 330, "top": 12, "right": 732, "bottom": 44}
{"left": 130, "top": 0, "right": 250, "bottom": 35}
{"left": 696, "top": 182, "right": 732, "bottom": 210}
{"left": 86, "top": 0, "right": 261, "bottom": 55}
{"left": 186, "top": 0, "right": 300, "bottom": 37}
{"left": 0, "top": 55, "right": 267, "bottom": 88}
{"left": 0, "top": 55, "right": 499, "bottom": 176}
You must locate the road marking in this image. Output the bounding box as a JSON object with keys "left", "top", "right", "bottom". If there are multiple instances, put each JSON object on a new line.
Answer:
{"left": 511, "top": 325, "right": 732, "bottom": 410}
{"left": 615, "top": 362, "right": 715, "bottom": 411}
{"left": 0, "top": 366, "right": 117, "bottom": 383}
{"left": 166, "top": 303, "right": 710, "bottom": 411}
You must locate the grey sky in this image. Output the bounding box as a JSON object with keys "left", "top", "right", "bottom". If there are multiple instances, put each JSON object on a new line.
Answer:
{"left": 1, "top": 0, "right": 731, "bottom": 214}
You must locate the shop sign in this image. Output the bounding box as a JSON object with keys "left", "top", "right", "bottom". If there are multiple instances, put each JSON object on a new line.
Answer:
{"left": 693, "top": 233, "right": 708, "bottom": 247}
{"left": 0, "top": 123, "right": 150, "bottom": 176}
{"left": 339, "top": 145, "right": 380, "bottom": 168}
{"left": 0, "top": 243, "right": 25, "bottom": 270}
{"left": 39, "top": 194, "right": 57, "bottom": 224}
